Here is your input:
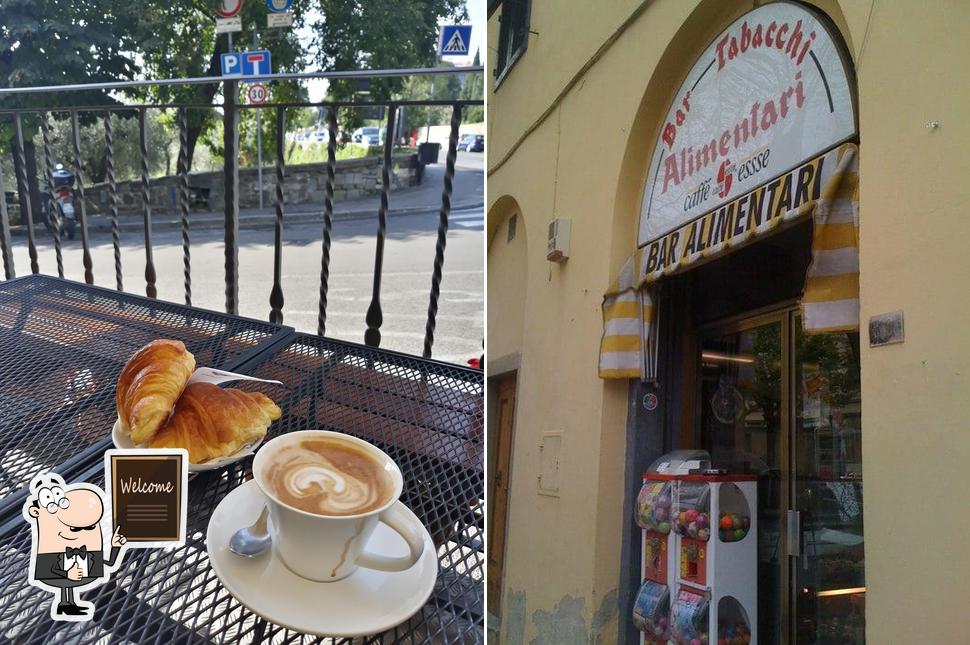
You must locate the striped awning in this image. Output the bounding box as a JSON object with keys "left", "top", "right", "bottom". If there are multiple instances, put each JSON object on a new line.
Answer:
{"left": 801, "top": 145, "right": 859, "bottom": 332}
{"left": 599, "top": 143, "right": 859, "bottom": 380}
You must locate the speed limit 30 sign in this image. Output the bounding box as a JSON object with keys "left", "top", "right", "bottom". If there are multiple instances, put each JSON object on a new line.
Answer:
{"left": 247, "top": 84, "right": 268, "bottom": 104}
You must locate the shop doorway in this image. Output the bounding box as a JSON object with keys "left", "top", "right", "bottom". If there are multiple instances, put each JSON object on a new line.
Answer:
{"left": 487, "top": 372, "right": 517, "bottom": 615}
{"left": 697, "top": 309, "right": 864, "bottom": 643}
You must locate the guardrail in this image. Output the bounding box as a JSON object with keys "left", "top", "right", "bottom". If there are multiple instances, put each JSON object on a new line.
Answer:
{"left": 0, "top": 66, "right": 483, "bottom": 360}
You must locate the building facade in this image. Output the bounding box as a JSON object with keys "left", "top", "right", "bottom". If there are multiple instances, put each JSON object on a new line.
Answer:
{"left": 487, "top": 1, "right": 970, "bottom": 643}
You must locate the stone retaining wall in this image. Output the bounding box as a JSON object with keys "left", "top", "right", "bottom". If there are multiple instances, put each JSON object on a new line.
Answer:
{"left": 83, "top": 153, "right": 419, "bottom": 215}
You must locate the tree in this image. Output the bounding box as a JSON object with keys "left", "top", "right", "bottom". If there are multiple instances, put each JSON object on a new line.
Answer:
{"left": 32, "top": 112, "right": 175, "bottom": 185}
{"left": 129, "top": 1, "right": 309, "bottom": 170}
{"left": 0, "top": 0, "right": 140, "bottom": 110}
{"left": 399, "top": 64, "right": 463, "bottom": 134}
{"left": 312, "top": 0, "right": 467, "bottom": 133}
{"left": 0, "top": 0, "right": 468, "bottom": 208}
{"left": 0, "top": 0, "right": 142, "bottom": 221}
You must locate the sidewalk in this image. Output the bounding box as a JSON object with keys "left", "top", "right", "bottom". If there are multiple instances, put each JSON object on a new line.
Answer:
{"left": 12, "top": 162, "right": 484, "bottom": 235}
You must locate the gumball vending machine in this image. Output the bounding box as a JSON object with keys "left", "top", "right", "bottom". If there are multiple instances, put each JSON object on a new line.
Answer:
{"left": 670, "top": 474, "right": 758, "bottom": 645}
{"left": 634, "top": 476, "right": 675, "bottom": 643}
{"left": 633, "top": 451, "right": 710, "bottom": 645}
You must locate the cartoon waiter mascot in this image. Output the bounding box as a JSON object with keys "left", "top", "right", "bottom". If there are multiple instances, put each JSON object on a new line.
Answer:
{"left": 23, "top": 472, "right": 128, "bottom": 620}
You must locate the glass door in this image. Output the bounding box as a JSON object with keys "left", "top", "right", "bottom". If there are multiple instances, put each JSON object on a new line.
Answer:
{"left": 792, "top": 320, "right": 865, "bottom": 643}
{"left": 698, "top": 310, "right": 865, "bottom": 644}
{"left": 699, "top": 314, "right": 788, "bottom": 642}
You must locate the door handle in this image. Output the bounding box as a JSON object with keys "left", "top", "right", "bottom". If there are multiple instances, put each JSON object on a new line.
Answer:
{"left": 786, "top": 510, "right": 801, "bottom": 557}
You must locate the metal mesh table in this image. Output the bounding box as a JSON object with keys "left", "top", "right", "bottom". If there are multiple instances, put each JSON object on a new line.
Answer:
{"left": 0, "top": 321, "right": 484, "bottom": 641}
{"left": 0, "top": 275, "right": 291, "bottom": 516}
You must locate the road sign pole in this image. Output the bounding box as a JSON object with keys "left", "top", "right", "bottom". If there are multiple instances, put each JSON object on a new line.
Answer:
{"left": 256, "top": 109, "right": 263, "bottom": 208}
{"left": 426, "top": 54, "right": 438, "bottom": 144}
{"left": 428, "top": 25, "right": 470, "bottom": 146}
{"left": 253, "top": 31, "right": 264, "bottom": 209}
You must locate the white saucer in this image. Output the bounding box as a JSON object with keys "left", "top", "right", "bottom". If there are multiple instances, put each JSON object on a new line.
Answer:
{"left": 112, "top": 418, "right": 264, "bottom": 473}
{"left": 206, "top": 480, "right": 438, "bottom": 638}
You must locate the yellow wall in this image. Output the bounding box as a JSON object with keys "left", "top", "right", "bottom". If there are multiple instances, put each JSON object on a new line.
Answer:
{"left": 855, "top": 1, "right": 970, "bottom": 641}
{"left": 488, "top": 0, "right": 970, "bottom": 642}
{"left": 486, "top": 197, "right": 528, "bottom": 367}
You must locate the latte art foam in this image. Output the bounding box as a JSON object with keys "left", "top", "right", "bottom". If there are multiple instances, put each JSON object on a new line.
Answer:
{"left": 263, "top": 439, "right": 394, "bottom": 516}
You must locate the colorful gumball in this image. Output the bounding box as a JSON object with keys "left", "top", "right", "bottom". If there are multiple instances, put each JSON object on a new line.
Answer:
{"left": 690, "top": 639, "right": 702, "bottom": 645}
{"left": 687, "top": 521, "right": 699, "bottom": 538}
{"left": 698, "top": 527, "right": 710, "bottom": 541}
{"left": 735, "top": 528, "right": 746, "bottom": 541}
{"left": 720, "top": 514, "right": 733, "bottom": 530}
{"left": 696, "top": 513, "right": 708, "bottom": 528}
{"left": 658, "top": 521, "right": 671, "bottom": 534}
{"left": 685, "top": 508, "right": 699, "bottom": 522}
{"left": 655, "top": 508, "right": 668, "bottom": 522}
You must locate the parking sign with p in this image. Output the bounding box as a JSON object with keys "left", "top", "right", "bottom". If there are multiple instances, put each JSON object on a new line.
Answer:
{"left": 220, "top": 50, "right": 273, "bottom": 81}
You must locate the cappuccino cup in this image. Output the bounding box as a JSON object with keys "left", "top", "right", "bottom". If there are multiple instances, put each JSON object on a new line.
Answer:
{"left": 252, "top": 430, "right": 425, "bottom": 582}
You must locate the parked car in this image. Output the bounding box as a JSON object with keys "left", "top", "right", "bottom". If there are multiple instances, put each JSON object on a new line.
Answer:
{"left": 458, "top": 134, "right": 485, "bottom": 152}
{"left": 352, "top": 127, "right": 381, "bottom": 145}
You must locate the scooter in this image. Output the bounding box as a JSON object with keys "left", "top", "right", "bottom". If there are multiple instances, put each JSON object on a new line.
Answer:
{"left": 44, "top": 164, "right": 77, "bottom": 240}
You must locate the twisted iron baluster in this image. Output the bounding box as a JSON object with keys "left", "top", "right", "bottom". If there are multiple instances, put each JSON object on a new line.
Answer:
{"left": 0, "top": 152, "right": 15, "bottom": 279}
{"left": 423, "top": 104, "right": 462, "bottom": 358}
{"left": 317, "top": 106, "right": 337, "bottom": 336}
{"left": 177, "top": 107, "right": 191, "bottom": 306}
{"left": 14, "top": 114, "right": 38, "bottom": 275}
{"left": 224, "top": 79, "right": 240, "bottom": 314}
{"left": 269, "top": 106, "right": 285, "bottom": 324}
{"left": 70, "top": 111, "right": 93, "bottom": 284}
{"left": 104, "top": 111, "right": 122, "bottom": 291}
{"left": 40, "top": 113, "right": 63, "bottom": 278}
{"left": 364, "top": 104, "right": 397, "bottom": 348}
{"left": 139, "top": 108, "right": 157, "bottom": 298}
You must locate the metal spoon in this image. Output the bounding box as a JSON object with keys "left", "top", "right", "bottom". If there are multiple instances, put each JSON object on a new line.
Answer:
{"left": 229, "top": 506, "right": 271, "bottom": 557}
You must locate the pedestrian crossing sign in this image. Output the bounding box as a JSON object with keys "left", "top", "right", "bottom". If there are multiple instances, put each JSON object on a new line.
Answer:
{"left": 439, "top": 25, "right": 472, "bottom": 56}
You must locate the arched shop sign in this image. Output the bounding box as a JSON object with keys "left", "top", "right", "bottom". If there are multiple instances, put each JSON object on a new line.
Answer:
{"left": 637, "top": 2, "right": 856, "bottom": 254}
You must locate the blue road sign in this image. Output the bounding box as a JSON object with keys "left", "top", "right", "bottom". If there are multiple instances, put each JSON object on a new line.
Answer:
{"left": 266, "top": 0, "right": 293, "bottom": 12}
{"left": 439, "top": 25, "right": 472, "bottom": 57}
{"left": 220, "top": 50, "right": 273, "bottom": 80}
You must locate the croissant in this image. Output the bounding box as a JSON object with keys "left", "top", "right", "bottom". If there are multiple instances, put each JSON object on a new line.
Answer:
{"left": 149, "top": 382, "right": 281, "bottom": 463}
{"left": 116, "top": 340, "right": 196, "bottom": 444}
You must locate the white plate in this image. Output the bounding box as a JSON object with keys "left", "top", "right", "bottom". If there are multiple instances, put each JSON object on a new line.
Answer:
{"left": 206, "top": 480, "right": 438, "bottom": 637}
{"left": 111, "top": 418, "right": 264, "bottom": 473}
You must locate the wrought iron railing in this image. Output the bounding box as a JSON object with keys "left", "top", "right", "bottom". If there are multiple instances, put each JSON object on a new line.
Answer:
{"left": 0, "top": 66, "right": 482, "bottom": 360}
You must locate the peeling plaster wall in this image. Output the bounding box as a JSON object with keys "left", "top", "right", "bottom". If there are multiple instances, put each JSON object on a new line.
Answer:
{"left": 500, "top": 589, "right": 618, "bottom": 645}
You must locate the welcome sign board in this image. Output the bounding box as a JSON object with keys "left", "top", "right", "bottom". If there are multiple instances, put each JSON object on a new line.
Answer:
{"left": 638, "top": 2, "right": 856, "bottom": 248}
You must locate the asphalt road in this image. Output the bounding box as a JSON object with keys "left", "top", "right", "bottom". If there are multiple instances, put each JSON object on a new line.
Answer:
{"left": 8, "top": 154, "right": 484, "bottom": 366}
